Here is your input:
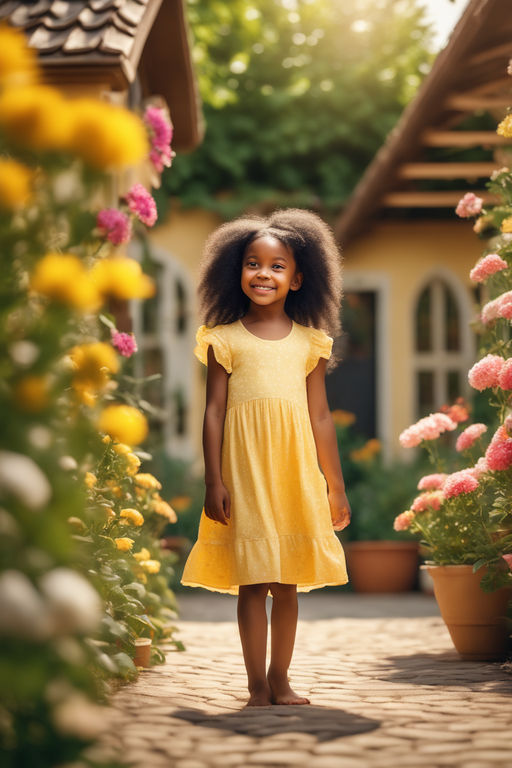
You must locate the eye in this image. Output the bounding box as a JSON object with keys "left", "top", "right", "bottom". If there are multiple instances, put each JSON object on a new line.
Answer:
{"left": 245, "top": 260, "right": 258, "bottom": 268}
{"left": 273, "top": 264, "right": 285, "bottom": 270}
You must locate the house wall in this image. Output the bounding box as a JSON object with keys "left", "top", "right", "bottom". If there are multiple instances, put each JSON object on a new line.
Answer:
{"left": 342, "top": 219, "right": 483, "bottom": 457}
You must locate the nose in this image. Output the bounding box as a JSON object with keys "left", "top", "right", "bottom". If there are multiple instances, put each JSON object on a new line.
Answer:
{"left": 256, "top": 264, "right": 271, "bottom": 279}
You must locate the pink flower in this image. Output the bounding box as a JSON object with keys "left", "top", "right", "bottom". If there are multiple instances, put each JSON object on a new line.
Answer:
{"left": 431, "top": 412, "right": 457, "bottom": 433}
{"left": 417, "top": 473, "right": 447, "bottom": 490}
{"left": 443, "top": 469, "right": 479, "bottom": 498}
{"left": 393, "top": 510, "right": 415, "bottom": 532}
{"left": 125, "top": 184, "right": 157, "bottom": 227}
{"left": 441, "top": 401, "right": 469, "bottom": 424}
{"left": 468, "top": 354, "right": 505, "bottom": 390}
{"left": 482, "top": 291, "right": 512, "bottom": 324}
{"left": 111, "top": 330, "right": 138, "bottom": 358}
{"left": 455, "top": 423, "right": 488, "bottom": 452}
{"left": 144, "top": 106, "right": 174, "bottom": 173}
{"left": 505, "top": 415, "right": 512, "bottom": 435}
{"left": 498, "top": 359, "right": 512, "bottom": 390}
{"left": 399, "top": 413, "right": 456, "bottom": 447}
{"left": 485, "top": 425, "right": 512, "bottom": 471}
{"left": 470, "top": 456, "right": 489, "bottom": 479}
{"left": 502, "top": 554, "right": 512, "bottom": 571}
{"left": 411, "top": 491, "right": 444, "bottom": 513}
{"left": 469, "top": 253, "right": 508, "bottom": 282}
{"left": 455, "top": 192, "right": 483, "bottom": 218}
{"left": 96, "top": 208, "right": 132, "bottom": 245}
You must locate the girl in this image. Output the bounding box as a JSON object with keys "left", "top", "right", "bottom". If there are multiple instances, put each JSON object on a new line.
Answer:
{"left": 182, "top": 208, "right": 350, "bottom": 707}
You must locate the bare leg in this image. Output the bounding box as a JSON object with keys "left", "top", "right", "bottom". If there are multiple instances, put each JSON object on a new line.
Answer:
{"left": 237, "top": 583, "right": 272, "bottom": 706}
{"left": 267, "top": 583, "right": 309, "bottom": 705}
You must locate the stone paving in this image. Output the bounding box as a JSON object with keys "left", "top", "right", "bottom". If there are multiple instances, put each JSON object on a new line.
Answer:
{"left": 98, "top": 592, "right": 512, "bottom": 768}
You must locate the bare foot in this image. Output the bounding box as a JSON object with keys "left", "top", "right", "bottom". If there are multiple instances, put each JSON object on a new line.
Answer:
{"left": 245, "top": 682, "right": 272, "bottom": 707}
{"left": 267, "top": 671, "right": 310, "bottom": 705}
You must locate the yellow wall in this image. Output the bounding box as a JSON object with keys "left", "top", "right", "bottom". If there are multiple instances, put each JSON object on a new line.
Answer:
{"left": 343, "top": 219, "right": 483, "bottom": 455}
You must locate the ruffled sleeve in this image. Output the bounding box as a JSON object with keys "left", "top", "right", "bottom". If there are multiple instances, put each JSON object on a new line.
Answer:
{"left": 194, "top": 325, "right": 232, "bottom": 374}
{"left": 305, "top": 328, "right": 333, "bottom": 376}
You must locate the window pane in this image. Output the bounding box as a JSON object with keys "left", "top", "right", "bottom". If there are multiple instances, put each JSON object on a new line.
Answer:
{"left": 444, "top": 284, "right": 460, "bottom": 351}
{"left": 175, "top": 279, "right": 188, "bottom": 335}
{"left": 417, "top": 371, "right": 434, "bottom": 417}
{"left": 447, "top": 370, "right": 460, "bottom": 402}
{"left": 416, "top": 287, "right": 431, "bottom": 352}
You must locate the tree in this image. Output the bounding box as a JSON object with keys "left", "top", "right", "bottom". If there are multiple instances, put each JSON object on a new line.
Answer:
{"left": 161, "top": 0, "right": 435, "bottom": 219}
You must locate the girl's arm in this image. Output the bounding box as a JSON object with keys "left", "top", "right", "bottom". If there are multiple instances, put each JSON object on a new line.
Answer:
{"left": 202, "top": 345, "right": 230, "bottom": 525}
{"left": 307, "top": 358, "right": 351, "bottom": 531}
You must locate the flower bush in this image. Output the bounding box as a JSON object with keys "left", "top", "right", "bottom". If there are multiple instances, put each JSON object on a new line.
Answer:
{"left": 0, "top": 25, "right": 178, "bottom": 767}
{"left": 395, "top": 113, "right": 512, "bottom": 590}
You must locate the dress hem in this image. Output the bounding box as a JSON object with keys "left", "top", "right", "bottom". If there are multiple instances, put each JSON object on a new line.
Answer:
{"left": 180, "top": 576, "right": 349, "bottom": 596}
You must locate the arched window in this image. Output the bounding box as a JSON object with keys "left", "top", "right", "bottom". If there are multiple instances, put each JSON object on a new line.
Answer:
{"left": 413, "top": 276, "right": 473, "bottom": 417}
{"left": 130, "top": 244, "right": 195, "bottom": 459}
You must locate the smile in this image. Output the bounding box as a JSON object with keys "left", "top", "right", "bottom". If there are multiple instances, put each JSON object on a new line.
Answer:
{"left": 251, "top": 285, "right": 274, "bottom": 291}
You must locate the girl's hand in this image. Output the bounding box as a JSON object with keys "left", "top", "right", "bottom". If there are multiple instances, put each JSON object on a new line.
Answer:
{"left": 328, "top": 489, "right": 351, "bottom": 531}
{"left": 204, "top": 481, "right": 231, "bottom": 525}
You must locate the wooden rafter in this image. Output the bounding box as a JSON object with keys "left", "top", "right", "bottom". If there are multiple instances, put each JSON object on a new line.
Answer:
{"left": 398, "top": 162, "right": 499, "bottom": 179}
{"left": 469, "top": 42, "right": 512, "bottom": 66}
{"left": 444, "top": 94, "right": 512, "bottom": 111}
{"left": 381, "top": 191, "right": 499, "bottom": 207}
{"left": 421, "top": 130, "right": 511, "bottom": 147}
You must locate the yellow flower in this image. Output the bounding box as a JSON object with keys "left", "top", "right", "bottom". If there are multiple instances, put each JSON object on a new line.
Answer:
{"left": 13, "top": 375, "right": 50, "bottom": 412}
{"left": 84, "top": 472, "right": 97, "bottom": 489}
{"left": 153, "top": 497, "right": 177, "bottom": 523}
{"left": 501, "top": 216, "right": 512, "bottom": 234}
{"left": 0, "top": 158, "right": 32, "bottom": 209}
{"left": 497, "top": 115, "right": 512, "bottom": 139}
{"left": 68, "top": 98, "right": 149, "bottom": 169}
{"left": 139, "top": 559, "right": 161, "bottom": 574}
{"left": 98, "top": 404, "right": 148, "bottom": 446}
{"left": 113, "top": 443, "right": 131, "bottom": 456}
{"left": 169, "top": 495, "right": 192, "bottom": 512}
{"left": 120, "top": 508, "right": 144, "bottom": 527}
{"left": 67, "top": 516, "right": 86, "bottom": 530}
{"left": 134, "top": 473, "right": 161, "bottom": 491}
{"left": 0, "top": 24, "right": 39, "bottom": 87}
{"left": 106, "top": 480, "right": 123, "bottom": 499}
{"left": 0, "top": 85, "right": 73, "bottom": 151}
{"left": 134, "top": 547, "right": 151, "bottom": 562}
{"left": 115, "top": 537, "right": 134, "bottom": 552}
{"left": 350, "top": 438, "right": 381, "bottom": 463}
{"left": 70, "top": 342, "right": 119, "bottom": 393}
{"left": 79, "top": 389, "right": 97, "bottom": 407}
{"left": 90, "top": 256, "right": 155, "bottom": 301}
{"left": 102, "top": 434, "right": 112, "bottom": 444}
{"left": 331, "top": 409, "right": 356, "bottom": 427}
{"left": 30, "top": 253, "right": 101, "bottom": 311}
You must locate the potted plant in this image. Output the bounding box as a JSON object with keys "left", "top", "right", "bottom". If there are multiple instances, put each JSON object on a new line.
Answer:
{"left": 395, "top": 129, "right": 512, "bottom": 657}
{"left": 333, "top": 412, "right": 424, "bottom": 592}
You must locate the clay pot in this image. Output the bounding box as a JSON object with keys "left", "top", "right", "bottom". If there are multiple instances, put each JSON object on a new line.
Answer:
{"left": 346, "top": 541, "right": 419, "bottom": 593}
{"left": 133, "top": 637, "right": 152, "bottom": 667}
{"left": 426, "top": 564, "right": 512, "bottom": 661}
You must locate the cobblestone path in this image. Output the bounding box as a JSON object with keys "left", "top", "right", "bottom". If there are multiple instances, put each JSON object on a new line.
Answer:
{"left": 99, "top": 593, "right": 512, "bottom": 768}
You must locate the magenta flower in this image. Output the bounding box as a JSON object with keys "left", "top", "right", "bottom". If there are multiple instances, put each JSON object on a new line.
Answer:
{"left": 417, "top": 473, "right": 447, "bottom": 490}
{"left": 393, "top": 510, "right": 415, "bottom": 532}
{"left": 443, "top": 469, "right": 479, "bottom": 498}
{"left": 485, "top": 426, "right": 512, "bottom": 471}
{"left": 468, "top": 354, "right": 505, "bottom": 390}
{"left": 498, "top": 358, "right": 512, "bottom": 390}
{"left": 125, "top": 183, "right": 157, "bottom": 227}
{"left": 111, "top": 330, "right": 138, "bottom": 358}
{"left": 97, "top": 208, "right": 132, "bottom": 245}
{"left": 470, "top": 253, "right": 508, "bottom": 282}
{"left": 502, "top": 554, "right": 512, "bottom": 571}
{"left": 411, "top": 491, "right": 443, "bottom": 513}
{"left": 455, "top": 423, "right": 488, "bottom": 452}
{"left": 455, "top": 192, "right": 483, "bottom": 218}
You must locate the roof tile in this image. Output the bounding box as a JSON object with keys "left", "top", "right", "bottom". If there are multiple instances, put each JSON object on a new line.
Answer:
{"left": 117, "top": 0, "right": 146, "bottom": 27}
{"left": 100, "top": 25, "right": 134, "bottom": 57}
{"left": 45, "top": 1, "right": 87, "bottom": 30}
{"left": 78, "top": 6, "right": 114, "bottom": 30}
{"left": 63, "top": 25, "right": 103, "bottom": 53}
{"left": 89, "top": 0, "right": 122, "bottom": 11}
{"left": 29, "top": 24, "right": 70, "bottom": 53}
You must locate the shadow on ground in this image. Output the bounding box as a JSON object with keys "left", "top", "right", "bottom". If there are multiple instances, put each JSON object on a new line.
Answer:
{"left": 171, "top": 705, "right": 380, "bottom": 742}
{"left": 377, "top": 651, "right": 512, "bottom": 694}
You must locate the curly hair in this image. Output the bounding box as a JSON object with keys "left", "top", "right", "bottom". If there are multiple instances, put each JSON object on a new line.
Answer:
{"left": 197, "top": 208, "right": 343, "bottom": 346}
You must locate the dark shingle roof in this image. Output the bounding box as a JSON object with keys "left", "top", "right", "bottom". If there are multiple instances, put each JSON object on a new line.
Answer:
{"left": 0, "top": 0, "right": 203, "bottom": 150}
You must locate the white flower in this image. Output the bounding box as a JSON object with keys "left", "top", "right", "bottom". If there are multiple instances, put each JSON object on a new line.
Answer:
{"left": 52, "top": 692, "right": 109, "bottom": 739}
{"left": 58, "top": 455, "right": 78, "bottom": 471}
{"left": 0, "top": 451, "right": 51, "bottom": 510}
{"left": 0, "top": 570, "right": 52, "bottom": 640}
{"left": 9, "top": 340, "right": 39, "bottom": 367}
{"left": 39, "top": 568, "right": 102, "bottom": 634}
{"left": 28, "top": 425, "right": 53, "bottom": 450}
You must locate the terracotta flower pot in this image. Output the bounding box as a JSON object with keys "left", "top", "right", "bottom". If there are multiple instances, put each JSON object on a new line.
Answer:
{"left": 426, "top": 564, "right": 512, "bottom": 661}
{"left": 346, "top": 541, "right": 419, "bottom": 593}
{"left": 133, "top": 637, "right": 152, "bottom": 667}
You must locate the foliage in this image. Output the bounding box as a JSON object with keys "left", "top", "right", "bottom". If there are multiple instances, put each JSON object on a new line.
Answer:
{"left": 0, "top": 27, "right": 178, "bottom": 767}
{"left": 396, "top": 132, "right": 512, "bottom": 590}
{"left": 161, "top": 0, "right": 435, "bottom": 218}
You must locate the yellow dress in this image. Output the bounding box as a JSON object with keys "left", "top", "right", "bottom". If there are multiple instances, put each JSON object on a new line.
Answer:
{"left": 181, "top": 319, "right": 348, "bottom": 594}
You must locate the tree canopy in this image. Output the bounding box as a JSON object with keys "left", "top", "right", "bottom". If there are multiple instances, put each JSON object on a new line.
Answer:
{"left": 160, "top": 0, "right": 435, "bottom": 219}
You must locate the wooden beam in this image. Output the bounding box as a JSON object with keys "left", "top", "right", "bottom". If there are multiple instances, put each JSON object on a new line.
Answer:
{"left": 469, "top": 42, "right": 512, "bottom": 66}
{"left": 444, "top": 94, "right": 512, "bottom": 111}
{"left": 461, "top": 78, "right": 512, "bottom": 96}
{"left": 381, "top": 191, "right": 499, "bottom": 208}
{"left": 421, "top": 130, "right": 512, "bottom": 147}
{"left": 398, "top": 162, "right": 500, "bottom": 179}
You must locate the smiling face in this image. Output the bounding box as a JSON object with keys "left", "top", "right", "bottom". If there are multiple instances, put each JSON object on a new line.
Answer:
{"left": 241, "top": 235, "right": 303, "bottom": 308}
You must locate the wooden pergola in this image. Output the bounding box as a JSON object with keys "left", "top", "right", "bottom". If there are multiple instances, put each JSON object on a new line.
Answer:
{"left": 336, "top": 0, "right": 512, "bottom": 243}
